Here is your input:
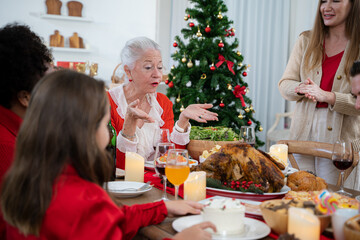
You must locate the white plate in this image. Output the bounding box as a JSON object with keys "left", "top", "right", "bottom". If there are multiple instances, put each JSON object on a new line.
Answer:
{"left": 116, "top": 168, "right": 125, "bottom": 178}
{"left": 172, "top": 215, "right": 270, "bottom": 240}
{"left": 199, "top": 196, "right": 262, "bottom": 217}
{"left": 106, "top": 181, "right": 152, "bottom": 198}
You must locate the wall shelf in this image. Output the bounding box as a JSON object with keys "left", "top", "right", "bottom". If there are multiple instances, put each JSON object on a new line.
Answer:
{"left": 51, "top": 47, "right": 92, "bottom": 53}
{"left": 40, "top": 14, "right": 93, "bottom": 22}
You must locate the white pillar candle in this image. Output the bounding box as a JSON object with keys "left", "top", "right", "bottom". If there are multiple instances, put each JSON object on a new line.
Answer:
{"left": 288, "top": 207, "right": 320, "bottom": 240}
{"left": 184, "top": 171, "right": 206, "bottom": 201}
{"left": 125, "top": 152, "right": 144, "bottom": 182}
{"left": 269, "top": 144, "right": 288, "bottom": 166}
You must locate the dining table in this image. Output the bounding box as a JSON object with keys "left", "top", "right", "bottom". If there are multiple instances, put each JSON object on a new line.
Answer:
{"left": 110, "top": 172, "right": 360, "bottom": 240}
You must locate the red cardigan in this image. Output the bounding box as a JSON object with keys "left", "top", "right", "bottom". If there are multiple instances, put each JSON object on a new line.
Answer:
{"left": 108, "top": 91, "right": 185, "bottom": 169}
{"left": 6, "top": 165, "right": 168, "bottom": 239}
{"left": 0, "top": 105, "right": 23, "bottom": 239}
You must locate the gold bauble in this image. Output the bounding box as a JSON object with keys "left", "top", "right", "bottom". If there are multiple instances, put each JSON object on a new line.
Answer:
{"left": 238, "top": 113, "right": 244, "bottom": 119}
{"left": 238, "top": 62, "right": 243, "bottom": 67}
{"left": 231, "top": 28, "right": 235, "bottom": 32}
{"left": 217, "top": 12, "right": 223, "bottom": 19}
{"left": 171, "top": 65, "right": 175, "bottom": 70}
{"left": 181, "top": 57, "right": 187, "bottom": 63}
{"left": 196, "top": 31, "right": 202, "bottom": 38}
{"left": 184, "top": 15, "right": 189, "bottom": 21}
{"left": 245, "top": 107, "right": 250, "bottom": 113}
{"left": 200, "top": 73, "right": 207, "bottom": 79}
{"left": 187, "top": 60, "right": 193, "bottom": 68}
{"left": 180, "top": 105, "right": 185, "bottom": 112}
{"left": 176, "top": 97, "right": 181, "bottom": 103}
{"left": 246, "top": 87, "right": 250, "bottom": 93}
{"left": 259, "top": 126, "right": 263, "bottom": 132}
{"left": 237, "top": 51, "right": 241, "bottom": 56}
{"left": 250, "top": 105, "right": 254, "bottom": 111}
{"left": 227, "top": 84, "right": 232, "bottom": 90}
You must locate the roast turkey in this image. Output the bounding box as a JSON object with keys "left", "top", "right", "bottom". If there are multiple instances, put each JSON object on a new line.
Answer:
{"left": 191, "top": 143, "right": 285, "bottom": 193}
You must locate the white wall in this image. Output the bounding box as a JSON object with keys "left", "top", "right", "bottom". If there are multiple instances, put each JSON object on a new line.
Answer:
{"left": 0, "top": 0, "right": 158, "bottom": 85}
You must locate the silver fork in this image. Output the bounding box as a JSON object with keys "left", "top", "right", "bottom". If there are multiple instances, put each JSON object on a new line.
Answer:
{"left": 115, "top": 181, "right": 151, "bottom": 192}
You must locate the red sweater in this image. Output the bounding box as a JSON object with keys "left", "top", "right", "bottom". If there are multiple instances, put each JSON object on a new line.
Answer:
{"left": 108, "top": 92, "right": 179, "bottom": 169}
{"left": 6, "top": 165, "right": 168, "bottom": 239}
{"left": 0, "top": 105, "right": 23, "bottom": 239}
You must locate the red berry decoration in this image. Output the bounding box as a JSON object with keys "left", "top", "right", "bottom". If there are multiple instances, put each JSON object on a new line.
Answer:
{"left": 218, "top": 41, "right": 224, "bottom": 48}
{"left": 173, "top": 42, "right": 178, "bottom": 47}
{"left": 220, "top": 103, "right": 225, "bottom": 108}
{"left": 205, "top": 26, "right": 211, "bottom": 33}
{"left": 242, "top": 72, "right": 248, "bottom": 77}
{"left": 168, "top": 81, "right": 174, "bottom": 88}
{"left": 189, "top": 22, "right": 195, "bottom": 27}
{"left": 247, "top": 120, "right": 252, "bottom": 126}
{"left": 165, "top": 80, "right": 169, "bottom": 85}
{"left": 210, "top": 65, "right": 216, "bottom": 71}
{"left": 230, "top": 32, "right": 235, "bottom": 36}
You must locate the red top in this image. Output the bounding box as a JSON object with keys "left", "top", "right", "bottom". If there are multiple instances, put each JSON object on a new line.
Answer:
{"left": 0, "top": 105, "right": 23, "bottom": 239}
{"left": 6, "top": 165, "right": 168, "bottom": 240}
{"left": 108, "top": 91, "right": 184, "bottom": 169}
{"left": 316, "top": 51, "right": 344, "bottom": 108}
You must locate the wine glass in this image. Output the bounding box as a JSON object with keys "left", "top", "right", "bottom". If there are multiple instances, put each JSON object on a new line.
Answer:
{"left": 154, "top": 142, "right": 175, "bottom": 201}
{"left": 239, "top": 126, "right": 255, "bottom": 147}
{"left": 154, "top": 128, "right": 170, "bottom": 146}
{"left": 331, "top": 140, "right": 353, "bottom": 197}
{"left": 165, "top": 149, "right": 190, "bottom": 200}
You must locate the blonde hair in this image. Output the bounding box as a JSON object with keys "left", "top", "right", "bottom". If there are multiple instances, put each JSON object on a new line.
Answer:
{"left": 303, "top": 0, "right": 360, "bottom": 79}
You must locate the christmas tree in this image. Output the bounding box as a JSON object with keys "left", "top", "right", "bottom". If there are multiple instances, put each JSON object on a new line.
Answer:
{"left": 166, "top": 0, "right": 264, "bottom": 147}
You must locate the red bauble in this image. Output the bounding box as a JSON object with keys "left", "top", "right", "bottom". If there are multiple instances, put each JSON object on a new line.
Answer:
{"left": 225, "top": 33, "right": 230, "bottom": 37}
{"left": 210, "top": 66, "right": 216, "bottom": 71}
{"left": 173, "top": 42, "right": 178, "bottom": 47}
{"left": 247, "top": 120, "right": 252, "bottom": 126}
{"left": 220, "top": 103, "right": 225, "bottom": 108}
{"left": 168, "top": 81, "right": 174, "bottom": 88}
{"left": 165, "top": 80, "right": 169, "bottom": 85}
{"left": 205, "top": 27, "right": 211, "bottom": 33}
{"left": 189, "top": 22, "right": 195, "bottom": 27}
{"left": 218, "top": 42, "right": 224, "bottom": 48}
{"left": 242, "top": 72, "right": 248, "bottom": 77}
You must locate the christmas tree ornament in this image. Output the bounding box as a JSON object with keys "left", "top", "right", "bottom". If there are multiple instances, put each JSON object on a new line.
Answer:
{"left": 218, "top": 40, "right": 224, "bottom": 48}
{"left": 219, "top": 100, "right": 225, "bottom": 108}
{"left": 249, "top": 105, "right": 254, "bottom": 111}
{"left": 205, "top": 25, "right": 211, "bottom": 33}
{"left": 227, "top": 83, "right": 232, "bottom": 90}
{"left": 238, "top": 113, "right": 244, "bottom": 119}
{"left": 196, "top": 28, "right": 202, "bottom": 37}
{"left": 259, "top": 126, "right": 263, "bottom": 132}
{"left": 168, "top": 81, "right": 174, "bottom": 88}
{"left": 242, "top": 72, "right": 247, "bottom": 77}
{"left": 230, "top": 31, "right": 235, "bottom": 36}
{"left": 176, "top": 94, "right": 181, "bottom": 103}
{"left": 217, "top": 11, "right": 223, "bottom": 19}
{"left": 200, "top": 73, "right": 207, "bottom": 79}
{"left": 184, "top": 14, "right": 189, "bottom": 21}
{"left": 173, "top": 76, "right": 176, "bottom": 80}
{"left": 171, "top": 65, "right": 175, "bottom": 70}
{"left": 237, "top": 51, "right": 241, "bottom": 56}
{"left": 181, "top": 56, "right": 187, "bottom": 63}
{"left": 238, "top": 62, "right": 243, "bottom": 67}
{"left": 246, "top": 87, "right": 249, "bottom": 93}
{"left": 165, "top": 79, "right": 169, "bottom": 85}
{"left": 247, "top": 120, "right": 252, "bottom": 126}
{"left": 187, "top": 60, "right": 193, "bottom": 68}
{"left": 173, "top": 41, "right": 178, "bottom": 47}
{"left": 210, "top": 63, "right": 216, "bottom": 71}
{"left": 174, "top": 50, "right": 178, "bottom": 54}
{"left": 180, "top": 105, "right": 185, "bottom": 112}
{"left": 189, "top": 21, "right": 195, "bottom": 27}
{"left": 245, "top": 107, "right": 250, "bottom": 113}
{"left": 231, "top": 28, "right": 235, "bottom": 32}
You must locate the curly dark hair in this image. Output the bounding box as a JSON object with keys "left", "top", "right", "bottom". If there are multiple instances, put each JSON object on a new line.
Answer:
{"left": 0, "top": 23, "right": 52, "bottom": 108}
{"left": 350, "top": 60, "right": 360, "bottom": 77}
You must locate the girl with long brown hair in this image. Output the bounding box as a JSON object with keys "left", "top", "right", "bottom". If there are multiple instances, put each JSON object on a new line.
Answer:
{"left": 278, "top": 0, "right": 360, "bottom": 189}
{"left": 1, "top": 70, "right": 215, "bottom": 239}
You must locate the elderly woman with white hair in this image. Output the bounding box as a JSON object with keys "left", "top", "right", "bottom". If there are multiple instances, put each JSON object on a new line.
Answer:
{"left": 108, "top": 37, "right": 218, "bottom": 169}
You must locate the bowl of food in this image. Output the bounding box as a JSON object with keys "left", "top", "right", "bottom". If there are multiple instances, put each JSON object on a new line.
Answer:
{"left": 260, "top": 199, "right": 331, "bottom": 235}
{"left": 344, "top": 214, "right": 360, "bottom": 240}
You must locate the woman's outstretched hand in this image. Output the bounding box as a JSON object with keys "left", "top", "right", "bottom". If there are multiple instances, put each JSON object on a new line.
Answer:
{"left": 180, "top": 104, "right": 218, "bottom": 124}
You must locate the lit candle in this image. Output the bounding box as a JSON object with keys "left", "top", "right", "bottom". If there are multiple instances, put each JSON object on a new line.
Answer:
{"left": 288, "top": 207, "right": 320, "bottom": 240}
{"left": 184, "top": 171, "right": 206, "bottom": 201}
{"left": 125, "top": 152, "right": 144, "bottom": 182}
{"left": 269, "top": 144, "right": 288, "bottom": 166}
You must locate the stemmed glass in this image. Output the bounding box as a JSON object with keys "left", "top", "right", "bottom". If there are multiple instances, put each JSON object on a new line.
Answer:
{"left": 154, "top": 128, "right": 170, "bottom": 146}
{"left": 239, "top": 126, "right": 255, "bottom": 147}
{"left": 165, "top": 149, "right": 190, "bottom": 200}
{"left": 154, "top": 142, "right": 175, "bottom": 201}
{"left": 331, "top": 140, "right": 353, "bottom": 197}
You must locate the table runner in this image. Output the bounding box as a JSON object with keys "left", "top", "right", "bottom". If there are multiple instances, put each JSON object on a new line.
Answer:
{"left": 144, "top": 170, "right": 333, "bottom": 240}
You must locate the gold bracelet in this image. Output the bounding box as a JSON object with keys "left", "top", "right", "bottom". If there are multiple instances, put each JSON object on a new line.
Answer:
{"left": 120, "top": 130, "right": 136, "bottom": 140}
